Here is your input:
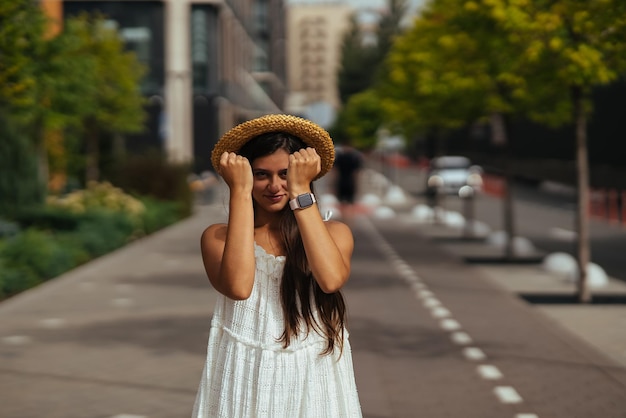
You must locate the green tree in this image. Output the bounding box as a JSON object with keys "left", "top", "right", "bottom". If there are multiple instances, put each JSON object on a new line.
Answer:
{"left": 486, "top": 0, "right": 626, "bottom": 302}
{"left": 69, "top": 14, "right": 147, "bottom": 183}
{"left": 0, "top": 0, "right": 49, "bottom": 208}
{"left": 0, "top": 115, "right": 41, "bottom": 215}
{"left": 337, "top": 15, "right": 379, "bottom": 105}
{"left": 377, "top": 1, "right": 487, "bottom": 143}
{"left": 341, "top": 89, "right": 386, "bottom": 150}
{"left": 0, "top": 0, "right": 46, "bottom": 119}
{"left": 379, "top": 0, "right": 576, "bottom": 258}
{"left": 334, "top": 1, "right": 409, "bottom": 147}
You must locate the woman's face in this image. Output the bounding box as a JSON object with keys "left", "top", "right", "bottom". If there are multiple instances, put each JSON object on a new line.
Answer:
{"left": 250, "top": 149, "right": 290, "bottom": 213}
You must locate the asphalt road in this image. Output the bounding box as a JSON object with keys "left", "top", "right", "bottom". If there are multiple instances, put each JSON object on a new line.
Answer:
{"left": 381, "top": 163, "right": 626, "bottom": 283}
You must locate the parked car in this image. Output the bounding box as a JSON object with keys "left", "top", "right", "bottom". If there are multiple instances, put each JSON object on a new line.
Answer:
{"left": 426, "top": 156, "right": 483, "bottom": 196}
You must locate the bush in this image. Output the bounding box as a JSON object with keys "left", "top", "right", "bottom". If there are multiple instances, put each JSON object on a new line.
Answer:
{"left": 0, "top": 189, "right": 189, "bottom": 301}
{"left": 138, "top": 196, "right": 184, "bottom": 234}
{"left": 0, "top": 229, "right": 77, "bottom": 280}
{"left": 46, "top": 181, "right": 145, "bottom": 218}
{"left": 11, "top": 205, "right": 85, "bottom": 231}
{"left": 0, "top": 261, "right": 42, "bottom": 299}
{"left": 0, "top": 218, "right": 20, "bottom": 238}
{"left": 70, "top": 209, "right": 136, "bottom": 257}
{"left": 112, "top": 152, "right": 193, "bottom": 218}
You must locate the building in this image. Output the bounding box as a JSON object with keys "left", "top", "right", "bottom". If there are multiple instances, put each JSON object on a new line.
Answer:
{"left": 284, "top": 0, "right": 425, "bottom": 128}
{"left": 285, "top": 2, "right": 353, "bottom": 127}
{"left": 41, "top": 0, "right": 287, "bottom": 173}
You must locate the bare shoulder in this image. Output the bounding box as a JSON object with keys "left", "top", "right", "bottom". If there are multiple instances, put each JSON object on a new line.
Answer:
{"left": 201, "top": 223, "right": 228, "bottom": 244}
{"left": 324, "top": 220, "right": 354, "bottom": 240}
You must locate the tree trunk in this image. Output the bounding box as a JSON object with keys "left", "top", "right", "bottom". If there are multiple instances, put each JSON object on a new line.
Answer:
{"left": 85, "top": 122, "right": 100, "bottom": 183}
{"left": 36, "top": 126, "right": 49, "bottom": 197}
{"left": 572, "top": 86, "right": 591, "bottom": 303}
{"left": 490, "top": 112, "right": 516, "bottom": 259}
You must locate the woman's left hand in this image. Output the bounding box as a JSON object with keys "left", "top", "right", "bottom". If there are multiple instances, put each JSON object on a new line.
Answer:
{"left": 287, "top": 147, "right": 321, "bottom": 194}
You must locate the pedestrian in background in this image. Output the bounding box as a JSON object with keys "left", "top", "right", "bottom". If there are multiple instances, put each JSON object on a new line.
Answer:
{"left": 332, "top": 140, "right": 363, "bottom": 219}
{"left": 192, "top": 114, "right": 362, "bottom": 418}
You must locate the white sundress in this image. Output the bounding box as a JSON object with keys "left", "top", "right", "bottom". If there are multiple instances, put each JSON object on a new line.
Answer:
{"left": 192, "top": 243, "right": 362, "bottom": 418}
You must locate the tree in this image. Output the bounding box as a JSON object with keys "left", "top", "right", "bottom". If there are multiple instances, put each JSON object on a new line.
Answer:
{"left": 486, "top": 0, "right": 626, "bottom": 302}
{"left": 69, "top": 13, "right": 147, "bottom": 183}
{"left": 378, "top": 0, "right": 576, "bottom": 260}
{"left": 340, "top": 89, "right": 386, "bottom": 150}
{"left": 334, "top": 1, "right": 409, "bottom": 144}
{"left": 0, "top": 0, "right": 49, "bottom": 207}
{"left": 377, "top": 1, "right": 488, "bottom": 146}
{"left": 337, "top": 15, "right": 380, "bottom": 105}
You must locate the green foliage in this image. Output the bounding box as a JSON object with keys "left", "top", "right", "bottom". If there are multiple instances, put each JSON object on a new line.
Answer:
{"left": 137, "top": 196, "right": 186, "bottom": 235}
{"left": 341, "top": 90, "right": 386, "bottom": 150}
{"left": 12, "top": 205, "right": 84, "bottom": 231}
{"left": 0, "top": 229, "right": 77, "bottom": 280}
{"left": 338, "top": 2, "right": 408, "bottom": 105}
{"left": 0, "top": 0, "right": 47, "bottom": 120}
{"left": 47, "top": 181, "right": 146, "bottom": 218}
{"left": 0, "top": 114, "right": 44, "bottom": 215}
{"left": 0, "top": 260, "right": 42, "bottom": 298}
{"left": 0, "top": 195, "right": 185, "bottom": 300}
{"left": 65, "top": 13, "right": 147, "bottom": 134}
{"left": 112, "top": 152, "right": 194, "bottom": 218}
{"left": 66, "top": 13, "right": 148, "bottom": 182}
{"left": 337, "top": 16, "right": 379, "bottom": 104}
{"left": 68, "top": 210, "right": 137, "bottom": 257}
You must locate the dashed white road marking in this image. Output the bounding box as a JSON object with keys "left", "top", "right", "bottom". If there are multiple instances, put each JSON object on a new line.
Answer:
{"left": 111, "top": 298, "right": 134, "bottom": 307}
{"left": 440, "top": 318, "right": 461, "bottom": 331}
{"left": 39, "top": 318, "right": 66, "bottom": 329}
{"left": 463, "top": 347, "right": 486, "bottom": 361}
{"left": 450, "top": 331, "right": 472, "bottom": 345}
{"left": 494, "top": 386, "right": 523, "bottom": 403}
{"left": 430, "top": 307, "right": 451, "bottom": 318}
{"left": 410, "top": 282, "right": 426, "bottom": 290}
{"left": 477, "top": 364, "right": 503, "bottom": 380}
{"left": 115, "top": 284, "right": 134, "bottom": 293}
{"left": 2, "top": 335, "right": 32, "bottom": 345}
{"left": 361, "top": 217, "right": 533, "bottom": 414}
{"left": 422, "top": 298, "right": 441, "bottom": 308}
{"left": 110, "top": 415, "right": 147, "bottom": 418}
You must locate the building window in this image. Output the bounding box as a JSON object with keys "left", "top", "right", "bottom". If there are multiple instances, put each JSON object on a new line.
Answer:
{"left": 253, "top": 0, "right": 269, "bottom": 35}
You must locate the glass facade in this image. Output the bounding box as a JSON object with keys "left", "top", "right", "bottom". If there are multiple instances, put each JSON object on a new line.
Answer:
{"left": 191, "top": 5, "right": 219, "bottom": 95}
{"left": 63, "top": 1, "right": 165, "bottom": 96}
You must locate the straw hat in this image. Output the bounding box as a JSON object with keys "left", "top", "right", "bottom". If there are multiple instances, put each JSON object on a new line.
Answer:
{"left": 211, "top": 114, "right": 335, "bottom": 180}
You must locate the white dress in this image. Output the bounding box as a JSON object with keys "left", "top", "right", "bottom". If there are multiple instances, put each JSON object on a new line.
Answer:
{"left": 192, "top": 243, "right": 362, "bottom": 418}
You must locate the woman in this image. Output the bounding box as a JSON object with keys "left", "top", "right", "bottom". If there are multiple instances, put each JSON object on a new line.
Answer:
{"left": 192, "top": 114, "right": 362, "bottom": 417}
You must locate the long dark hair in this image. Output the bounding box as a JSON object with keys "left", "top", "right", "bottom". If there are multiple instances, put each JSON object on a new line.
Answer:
{"left": 238, "top": 132, "right": 347, "bottom": 355}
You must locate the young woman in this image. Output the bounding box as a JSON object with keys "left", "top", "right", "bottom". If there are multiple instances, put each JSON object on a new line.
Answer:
{"left": 192, "top": 114, "right": 362, "bottom": 417}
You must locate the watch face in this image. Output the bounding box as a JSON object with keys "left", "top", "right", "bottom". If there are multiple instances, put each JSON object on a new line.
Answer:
{"left": 297, "top": 193, "right": 314, "bottom": 208}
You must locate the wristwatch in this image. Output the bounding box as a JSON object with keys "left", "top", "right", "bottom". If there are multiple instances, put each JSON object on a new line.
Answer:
{"left": 289, "top": 193, "right": 316, "bottom": 210}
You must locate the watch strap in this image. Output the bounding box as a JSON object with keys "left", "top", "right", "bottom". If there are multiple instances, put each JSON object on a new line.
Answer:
{"left": 289, "top": 193, "right": 316, "bottom": 210}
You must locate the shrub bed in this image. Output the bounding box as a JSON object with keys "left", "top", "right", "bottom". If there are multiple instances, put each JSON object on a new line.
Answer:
{"left": 0, "top": 183, "right": 189, "bottom": 301}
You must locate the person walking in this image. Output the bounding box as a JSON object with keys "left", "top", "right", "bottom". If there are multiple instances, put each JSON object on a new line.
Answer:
{"left": 332, "top": 141, "right": 363, "bottom": 219}
{"left": 192, "top": 114, "right": 362, "bottom": 418}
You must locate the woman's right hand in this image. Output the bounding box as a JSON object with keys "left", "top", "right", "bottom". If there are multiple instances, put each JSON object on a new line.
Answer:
{"left": 219, "top": 152, "right": 253, "bottom": 193}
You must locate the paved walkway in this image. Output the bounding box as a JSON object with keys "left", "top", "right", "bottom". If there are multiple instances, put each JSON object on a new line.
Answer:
{"left": 0, "top": 174, "right": 624, "bottom": 418}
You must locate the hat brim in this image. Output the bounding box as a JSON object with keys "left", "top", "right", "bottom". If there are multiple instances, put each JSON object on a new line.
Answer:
{"left": 211, "top": 114, "right": 335, "bottom": 180}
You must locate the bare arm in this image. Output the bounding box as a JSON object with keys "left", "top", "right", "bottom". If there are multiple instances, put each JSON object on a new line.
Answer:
{"left": 288, "top": 148, "right": 353, "bottom": 293}
{"left": 200, "top": 152, "right": 256, "bottom": 300}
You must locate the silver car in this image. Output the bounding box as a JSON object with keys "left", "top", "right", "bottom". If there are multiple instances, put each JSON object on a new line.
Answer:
{"left": 426, "top": 156, "right": 483, "bottom": 196}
